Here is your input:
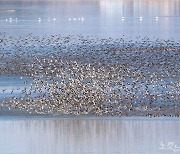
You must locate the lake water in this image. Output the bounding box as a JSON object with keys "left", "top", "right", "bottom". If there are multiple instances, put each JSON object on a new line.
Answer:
{"left": 0, "top": 117, "right": 180, "bottom": 154}
{"left": 0, "top": 0, "right": 180, "bottom": 40}
{"left": 0, "top": 0, "right": 180, "bottom": 153}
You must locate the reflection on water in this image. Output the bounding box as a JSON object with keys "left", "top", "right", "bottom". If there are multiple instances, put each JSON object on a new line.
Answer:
{"left": 0, "top": 0, "right": 179, "bottom": 40}
{"left": 0, "top": 117, "right": 180, "bottom": 153}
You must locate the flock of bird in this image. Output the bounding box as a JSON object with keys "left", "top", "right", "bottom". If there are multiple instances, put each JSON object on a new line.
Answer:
{"left": 0, "top": 33, "right": 180, "bottom": 116}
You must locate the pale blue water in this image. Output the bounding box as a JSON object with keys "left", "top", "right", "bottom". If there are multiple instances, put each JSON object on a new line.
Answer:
{"left": 0, "top": 117, "right": 180, "bottom": 154}
{"left": 0, "top": 0, "right": 180, "bottom": 40}
{"left": 0, "top": 0, "right": 180, "bottom": 153}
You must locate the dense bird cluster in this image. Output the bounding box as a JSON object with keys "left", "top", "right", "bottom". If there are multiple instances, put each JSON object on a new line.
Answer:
{"left": 0, "top": 33, "right": 180, "bottom": 116}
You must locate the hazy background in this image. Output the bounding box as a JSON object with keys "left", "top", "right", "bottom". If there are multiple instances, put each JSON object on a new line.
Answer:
{"left": 0, "top": 0, "right": 179, "bottom": 40}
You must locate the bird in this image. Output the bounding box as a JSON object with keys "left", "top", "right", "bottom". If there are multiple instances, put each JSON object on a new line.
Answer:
{"left": 0, "top": 33, "right": 179, "bottom": 117}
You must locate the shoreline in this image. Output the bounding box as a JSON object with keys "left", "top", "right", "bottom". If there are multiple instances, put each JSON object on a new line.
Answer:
{"left": 0, "top": 115, "right": 180, "bottom": 120}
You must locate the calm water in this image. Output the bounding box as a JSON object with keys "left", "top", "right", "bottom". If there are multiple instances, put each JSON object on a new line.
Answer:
{"left": 0, "top": 0, "right": 180, "bottom": 40}
{"left": 0, "top": 1, "right": 180, "bottom": 153}
{"left": 0, "top": 117, "right": 180, "bottom": 154}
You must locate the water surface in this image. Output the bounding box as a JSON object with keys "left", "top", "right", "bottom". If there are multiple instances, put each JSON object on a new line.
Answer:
{"left": 0, "top": 0, "right": 179, "bottom": 40}
{"left": 0, "top": 117, "right": 180, "bottom": 154}
{"left": 0, "top": 1, "right": 180, "bottom": 153}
